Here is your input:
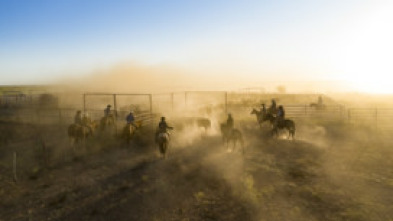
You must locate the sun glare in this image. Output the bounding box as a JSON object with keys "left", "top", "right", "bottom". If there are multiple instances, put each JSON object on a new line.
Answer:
{"left": 333, "top": 3, "right": 393, "bottom": 94}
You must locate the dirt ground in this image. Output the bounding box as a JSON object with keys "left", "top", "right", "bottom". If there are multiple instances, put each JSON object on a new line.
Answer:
{"left": 1, "top": 119, "right": 393, "bottom": 221}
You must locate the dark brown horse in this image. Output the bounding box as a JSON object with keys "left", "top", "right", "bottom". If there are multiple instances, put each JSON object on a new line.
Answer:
{"left": 264, "top": 115, "right": 295, "bottom": 139}
{"left": 100, "top": 115, "right": 115, "bottom": 131}
{"left": 250, "top": 108, "right": 275, "bottom": 127}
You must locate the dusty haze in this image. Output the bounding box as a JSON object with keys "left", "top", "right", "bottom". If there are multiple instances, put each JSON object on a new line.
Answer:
{"left": 56, "top": 62, "right": 357, "bottom": 94}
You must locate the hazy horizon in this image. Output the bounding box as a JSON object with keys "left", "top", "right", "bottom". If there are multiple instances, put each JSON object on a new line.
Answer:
{"left": 1, "top": 0, "right": 392, "bottom": 94}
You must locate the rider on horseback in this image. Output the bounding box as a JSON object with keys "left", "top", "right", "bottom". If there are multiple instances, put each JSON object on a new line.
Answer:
{"left": 82, "top": 113, "right": 91, "bottom": 125}
{"left": 268, "top": 99, "right": 277, "bottom": 116}
{"left": 275, "top": 105, "right": 285, "bottom": 129}
{"left": 155, "top": 117, "right": 173, "bottom": 142}
{"left": 226, "top": 113, "right": 234, "bottom": 129}
{"left": 318, "top": 96, "right": 323, "bottom": 106}
{"left": 74, "top": 110, "right": 83, "bottom": 125}
{"left": 104, "top": 104, "right": 112, "bottom": 117}
{"left": 261, "top": 103, "right": 267, "bottom": 118}
{"left": 126, "top": 110, "right": 136, "bottom": 128}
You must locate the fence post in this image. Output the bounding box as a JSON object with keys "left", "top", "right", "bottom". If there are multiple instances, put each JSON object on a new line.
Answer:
{"left": 37, "top": 109, "right": 41, "bottom": 124}
{"left": 225, "top": 92, "right": 228, "bottom": 114}
{"left": 83, "top": 94, "right": 86, "bottom": 113}
{"left": 171, "top": 93, "right": 174, "bottom": 112}
{"left": 185, "top": 92, "right": 188, "bottom": 109}
{"left": 13, "top": 152, "right": 17, "bottom": 183}
{"left": 58, "top": 109, "right": 62, "bottom": 124}
{"left": 340, "top": 105, "right": 344, "bottom": 119}
{"left": 375, "top": 108, "right": 378, "bottom": 130}
{"left": 113, "top": 94, "right": 117, "bottom": 118}
{"left": 113, "top": 94, "right": 118, "bottom": 135}
{"left": 149, "top": 94, "right": 153, "bottom": 114}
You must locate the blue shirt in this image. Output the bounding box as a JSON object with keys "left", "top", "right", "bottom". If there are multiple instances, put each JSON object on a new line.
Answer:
{"left": 126, "top": 113, "right": 135, "bottom": 123}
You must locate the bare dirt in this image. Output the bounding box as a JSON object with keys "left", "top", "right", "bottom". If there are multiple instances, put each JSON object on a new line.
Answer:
{"left": 1, "top": 120, "right": 393, "bottom": 221}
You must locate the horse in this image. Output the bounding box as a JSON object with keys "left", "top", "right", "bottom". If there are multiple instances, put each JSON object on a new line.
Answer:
{"left": 310, "top": 103, "right": 326, "bottom": 110}
{"left": 250, "top": 108, "right": 264, "bottom": 128}
{"left": 268, "top": 116, "right": 296, "bottom": 139}
{"left": 67, "top": 124, "right": 93, "bottom": 144}
{"left": 100, "top": 115, "right": 115, "bottom": 131}
{"left": 195, "top": 117, "right": 211, "bottom": 130}
{"left": 157, "top": 132, "right": 170, "bottom": 158}
{"left": 176, "top": 117, "right": 211, "bottom": 131}
{"left": 121, "top": 120, "right": 143, "bottom": 145}
{"left": 250, "top": 109, "right": 275, "bottom": 128}
{"left": 82, "top": 115, "right": 99, "bottom": 133}
{"left": 220, "top": 124, "right": 244, "bottom": 154}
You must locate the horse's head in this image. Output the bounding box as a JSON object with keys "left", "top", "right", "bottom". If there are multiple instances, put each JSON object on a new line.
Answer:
{"left": 250, "top": 109, "right": 257, "bottom": 114}
{"left": 136, "top": 120, "right": 143, "bottom": 128}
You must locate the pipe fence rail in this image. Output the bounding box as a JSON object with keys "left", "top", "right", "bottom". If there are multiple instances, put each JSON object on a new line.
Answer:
{"left": 1, "top": 91, "right": 393, "bottom": 131}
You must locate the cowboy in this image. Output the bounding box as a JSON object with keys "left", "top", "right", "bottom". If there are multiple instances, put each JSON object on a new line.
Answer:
{"left": 261, "top": 103, "right": 267, "bottom": 117}
{"left": 74, "top": 110, "right": 83, "bottom": 125}
{"left": 158, "top": 117, "right": 173, "bottom": 133}
{"left": 126, "top": 110, "right": 136, "bottom": 128}
{"left": 226, "top": 113, "right": 234, "bottom": 130}
{"left": 156, "top": 117, "right": 173, "bottom": 142}
{"left": 275, "top": 105, "right": 285, "bottom": 128}
{"left": 318, "top": 96, "right": 323, "bottom": 106}
{"left": 104, "top": 104, "right": 112, "bottom": 117}
{"left": 268, "top": 99, "right": 277, "bottom": 116}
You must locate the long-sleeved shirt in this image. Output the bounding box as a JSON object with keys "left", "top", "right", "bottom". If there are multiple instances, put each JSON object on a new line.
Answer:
{"left": 277, "top": 109, "right": 285, "bottom": 119}
{"left": 74, "top": 114, "right": 82, "bottom": 124}
{"left": 126, "top": 113, "right": 135, "bottom": 124}
{"left": 227, "top": 116, "right": 234, "bottom": 128}
{"left": 104, "top": 107, "right": 111, "bottom": 117}
{"left": 158, "top": 120, "right": 173, "bottom": 132}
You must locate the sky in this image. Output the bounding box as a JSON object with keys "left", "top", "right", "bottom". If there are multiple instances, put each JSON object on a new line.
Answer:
{"left": 0, "top": 0, "right": 392, "bottom": 93}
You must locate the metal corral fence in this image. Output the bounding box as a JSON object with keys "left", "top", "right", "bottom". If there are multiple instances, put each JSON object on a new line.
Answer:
{"left": 82, "top": 93, "right": 156, "bottom": 127}
{"left": 2, "top": 91, "right": 393, "bottom": 130}
{"left": 348, "top": 108, "right": 393, "bottom": 131}
{"left": 284, "top": 104, "right": 345, "bottom": 119}
{"left": 83, "top": 93, "right": 153, "bottom": 113}
{"left": 0, "top": 108, "right": 156, "bottom": 127}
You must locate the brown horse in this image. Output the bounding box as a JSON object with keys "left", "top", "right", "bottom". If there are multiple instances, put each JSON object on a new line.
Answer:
{"left": 175, "top": 117, "right": 211, "bottom": 131}
{"left": 220, "top": 124, "right": 244, "bottom": 154}
{"left": 100, "top": 115, "right": 115, "bottom": 131}
{"left": 250, "top": 109, "right": 275, "bottom": 128}
{"left": 264, "top": 115, "right": 295, "bottom": 139}
{"left": 310, "top": 103, "right": 326, "bottom": 110}
{"left": 82, "top": 115, "right": 99, "bottom": 133}
{"left": 121, "top": 120, "right": 143, "bottom": 145}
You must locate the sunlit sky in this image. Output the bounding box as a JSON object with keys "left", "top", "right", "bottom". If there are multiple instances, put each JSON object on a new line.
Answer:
{"left": 1, "top": 0, "right": 392, "bottom": 93}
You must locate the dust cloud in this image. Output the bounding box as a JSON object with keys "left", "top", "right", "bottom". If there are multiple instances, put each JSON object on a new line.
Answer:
{"left": 53, "top": 62, "right": 357, "bottom": 95}
{"left": 2, "top": 62, "right": 393, "bottom": 220}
